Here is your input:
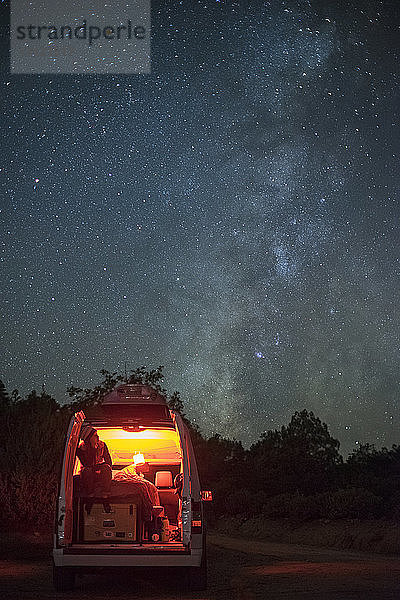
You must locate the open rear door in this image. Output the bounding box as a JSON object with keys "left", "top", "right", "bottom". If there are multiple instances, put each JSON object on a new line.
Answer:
{"left": 173, "top": 412, "right": 199, "bottom": 546}
{"left": 56, "top": 410, "right": 85, "bottom": 546}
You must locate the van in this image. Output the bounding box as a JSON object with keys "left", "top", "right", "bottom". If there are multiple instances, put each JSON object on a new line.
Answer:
{"left": 53, "top": 384, "right": 211, "bottom": 591}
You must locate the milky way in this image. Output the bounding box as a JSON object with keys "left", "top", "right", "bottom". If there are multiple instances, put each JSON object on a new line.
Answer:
{"left": 1, "top": 1, "right": 399, "bottom": 453}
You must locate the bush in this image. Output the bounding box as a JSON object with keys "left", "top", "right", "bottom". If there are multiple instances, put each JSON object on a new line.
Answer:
{"left": 12, "top": 470, "right": 59, "bottom": 531}
{"left": 322, "top": 488, "right": 384, "bottom": 520}
{"left": 0, "top": 472, "right": 14, "bottom": 522}
{"left": 262, "top": 493, "right": 323, "bottom": 523}
{"left": 223, "top": 489, "right": 269, "bottom": 518}
{"left": 0, "top": 389, "right": 69, "bottom": 533}
{"left": 386, "top": 491, "right": 400, "bottom": 521}
{"left": 257, "top": 488, "right": 385, "bottom": 523}
{"left": 0, "top": 469, "right": 58, "bottom": 532}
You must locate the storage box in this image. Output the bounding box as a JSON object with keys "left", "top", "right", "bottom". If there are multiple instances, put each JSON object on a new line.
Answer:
{"left": 82, "top": 503, "right": 137, "bottom": 542}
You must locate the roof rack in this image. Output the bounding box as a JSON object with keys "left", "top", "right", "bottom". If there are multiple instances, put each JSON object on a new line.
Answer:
{"left": 103, "top": 384, "right": 167, "bottom": 405}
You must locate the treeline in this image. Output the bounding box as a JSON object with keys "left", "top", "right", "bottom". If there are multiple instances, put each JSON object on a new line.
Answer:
{"left": 193, "top": 414, "right": 400, "bottom": 525}
{"left": 0, "top": 369, "right": 399, "bottom": 534}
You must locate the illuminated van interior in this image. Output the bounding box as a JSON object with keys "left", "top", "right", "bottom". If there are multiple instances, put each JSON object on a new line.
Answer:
{"left": 73, "top": 427, "right": 182, "bottom": 473}
{"left": 72, "top": 425, "right": 185, "bottom": 546}
{"left": 98, "top": 427, "right": 182, "bottom": 466}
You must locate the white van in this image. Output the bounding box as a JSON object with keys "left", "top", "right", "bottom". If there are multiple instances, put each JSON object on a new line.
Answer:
{"left": 53, "top": 384, "right": 211, "bottom": 591}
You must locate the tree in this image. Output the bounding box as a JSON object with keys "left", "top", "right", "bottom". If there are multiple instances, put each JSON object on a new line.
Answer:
{"left": 4, "top": 389, "right": 67, "bottom": 474}
{"left": 284, "top": 410, "right": 342, "bottom": 467}
{"left": 168, "top": 390, "right": 185, "bottom": 416}
{"left": 67, "top": 369, "right": 124, "bottom": 409}
{"left": 0, "top": 379, "right": 9, "bottom": 407}
{"left": 250, "top": 410, "right": 343, "bottom": 496}
{"left": 126, "top": 365, "right": 166, "bottom": 393}
{"left": 0, "top": 380, "right": 11, "bottom": 467}
{"left": 67, "top": 366, "right": 170, "bottom": 410}
{"left": 0, "top": 386, "right": 69, "bottom": 529}
{"left": 345, "top": 443, "right": 400, "bottom": 499}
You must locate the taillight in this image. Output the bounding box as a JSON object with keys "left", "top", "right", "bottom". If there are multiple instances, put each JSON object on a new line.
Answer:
{"left": 201, "top": 490, "right": 213, "bottom": 501}
{"left": 191, "top": 500, "right": 202, "bottom": 533}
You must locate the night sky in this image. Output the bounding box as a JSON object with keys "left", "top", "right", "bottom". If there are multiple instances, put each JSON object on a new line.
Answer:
{"left": 1, "top": 1, "right": 399, "bottom": 454}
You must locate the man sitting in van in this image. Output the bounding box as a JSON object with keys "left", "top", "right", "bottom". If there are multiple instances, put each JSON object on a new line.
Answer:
{"left": 77, "top": 426, "right": 112, "bottom": 496}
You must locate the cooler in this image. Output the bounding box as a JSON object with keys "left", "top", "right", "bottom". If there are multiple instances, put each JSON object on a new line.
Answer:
{"left": 80, "top": 502, "right": 137, "bottom": 542}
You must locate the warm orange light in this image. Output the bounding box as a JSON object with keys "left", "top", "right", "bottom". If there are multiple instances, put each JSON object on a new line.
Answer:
{"left": 133, "top": 452, "right": 145, "bottom": 466}
{"left": 98, "top": 428, "right": 177, "bottom": 441}
{"left": 96, "top": 427, "right": 182, "bottom": 465}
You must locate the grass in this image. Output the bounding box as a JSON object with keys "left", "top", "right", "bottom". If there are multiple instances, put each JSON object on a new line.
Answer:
{"left": 0, "top": 528, "right": 52, "bottom": 560}
{"left": 214, "top": 516, "right": 400, "bottom": 555}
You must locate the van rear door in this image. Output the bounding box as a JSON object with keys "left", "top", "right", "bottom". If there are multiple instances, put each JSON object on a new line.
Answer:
{"left": 173, "top": 412, "right": 201, "bottom": 546}
{"left": 56, "top": 410, "right": 85, "bottom": 546}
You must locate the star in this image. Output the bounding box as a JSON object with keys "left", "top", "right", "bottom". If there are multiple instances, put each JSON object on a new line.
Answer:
{"left": 1, "top": 0, "right": 398, "bottom": 455}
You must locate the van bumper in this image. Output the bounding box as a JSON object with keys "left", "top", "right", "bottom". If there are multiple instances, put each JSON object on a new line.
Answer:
{"left": 53, "top": 547, "right": 202, "bottom": 567}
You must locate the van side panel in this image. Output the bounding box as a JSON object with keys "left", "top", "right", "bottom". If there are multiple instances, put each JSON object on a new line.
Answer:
{"left": 185, "top": 429, "right": 201, "bottom": 499}
{"left": 57, "top": 411, "right": 85, "bottom": 546}
{"left": 182, "top": 428, "right": 204, "bottom": 554}
{"left": 172, "top": 412, "right": 192, "bottom": 546}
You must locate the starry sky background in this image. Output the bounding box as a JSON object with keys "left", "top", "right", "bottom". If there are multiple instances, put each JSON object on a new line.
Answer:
{"left": 1, "top": 1, "right": 399, "bottom": 454}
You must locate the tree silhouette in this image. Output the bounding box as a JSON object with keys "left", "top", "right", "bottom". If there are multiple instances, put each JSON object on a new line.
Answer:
{"left": 0, "top": 379, "right": 9, "bottom": 406}
{"left": 250, "top": 410, "right": 342, "bottom": 496}
{"left": 67, "top": 366, "right": 169, "bottom": 409}
{"left": 126, "top": 365, "right": 166, "bottom": 393}
{"left": 346, "top": 443, "right": 400, "bottom": 500}
{"left": 167, "top": 390, "right": 185, "bottom": 416}
{"left": 284, "top": 410, "right": 342, "bottom": 466}
{"left": 0, "top": 383, "right": 70, "bottom": 529}
{"left": 67, "top": 369, "right": 124, "bottom": 408}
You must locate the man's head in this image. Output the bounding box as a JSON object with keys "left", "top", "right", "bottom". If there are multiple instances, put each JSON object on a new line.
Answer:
{"left": 89, "top": 432, "right": 99, "bottom": 447}
{"left": 81, "top": 426, "right": 99, "bottom": 447}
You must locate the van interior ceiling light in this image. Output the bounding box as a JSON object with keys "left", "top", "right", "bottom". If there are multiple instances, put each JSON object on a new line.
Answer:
{"left": 133, "top": 452, "right": 145, "bottom": 466}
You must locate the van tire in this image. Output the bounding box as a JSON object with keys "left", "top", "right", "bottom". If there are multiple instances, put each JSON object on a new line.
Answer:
{"left": 187, "top": 562, "right": 207, "bottom": 591}
{"left": 187, "top": 540, "right": 207, "bottom": 591}
{"left": 53, "top": 564, "right": 76, "bottom": 592}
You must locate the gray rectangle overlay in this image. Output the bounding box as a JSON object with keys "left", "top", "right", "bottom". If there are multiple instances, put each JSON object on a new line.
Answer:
{"left": 11, "top": 0, "right": 150, "bottom": 74}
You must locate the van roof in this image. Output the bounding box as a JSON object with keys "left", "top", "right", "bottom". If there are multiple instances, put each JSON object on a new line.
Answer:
{"left": 83, "top": 384, "right": 174, "bottom": 427}
{"left": 103, "top": 384, "right": 168, "bottom": 405}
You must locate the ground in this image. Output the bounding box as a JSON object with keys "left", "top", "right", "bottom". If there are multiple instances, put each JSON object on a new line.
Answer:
{"left": 0, "top": 531, "right": 399, "bottom": 599}
{"left": 215, "top": 516, "right": 400, "bottom": 554}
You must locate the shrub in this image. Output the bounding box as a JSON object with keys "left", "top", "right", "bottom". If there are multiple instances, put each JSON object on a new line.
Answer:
{"left": 11, "top": 470, "right": 59, "bottom": 531}
{"left": 0, "top": 472, "right": 14, "bottom": 522}
{"left": 262, "top": 493, "right": 323, "bottom": 523}
{"left": 386, "top": 491, "right": 400, "bottom": 521}
{"left": 322, "top": 488, "right": 384, "bottom": 520}
{"left": 224, "top": 489, "right": 269, "bottom": 518}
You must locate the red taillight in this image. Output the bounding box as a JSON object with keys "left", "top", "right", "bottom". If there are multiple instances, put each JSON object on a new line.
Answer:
{"left": 191, "top": 500, "right": 202, "bottom": 533}
{"left": 201, "top": 490, "right": 213, "bottom": 501}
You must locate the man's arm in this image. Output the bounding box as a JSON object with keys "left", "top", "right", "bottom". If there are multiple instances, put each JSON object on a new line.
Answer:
{"left": 76, "top": 444, "right": 88, "bottom": 466}
{"left": 103, "top": 442, "right": 112, "bottom": 466}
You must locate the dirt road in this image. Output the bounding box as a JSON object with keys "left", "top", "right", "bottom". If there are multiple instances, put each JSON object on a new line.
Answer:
{"left": 1, "top": 533, "right": 399, "bottom": 599}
